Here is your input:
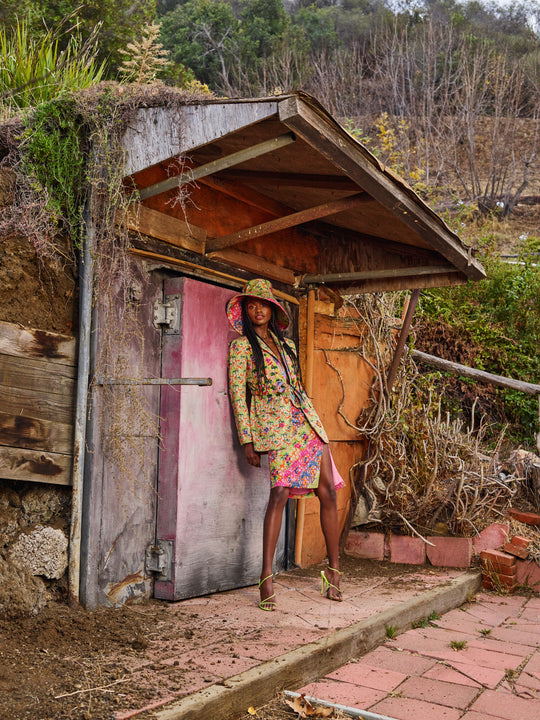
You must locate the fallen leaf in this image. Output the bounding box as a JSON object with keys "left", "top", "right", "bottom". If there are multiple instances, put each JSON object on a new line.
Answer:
{"left": 247, "top": 707, "right": 257, "bottom": 716}
{"left": 283, "top": 694, "right": 334, "bottom": 717}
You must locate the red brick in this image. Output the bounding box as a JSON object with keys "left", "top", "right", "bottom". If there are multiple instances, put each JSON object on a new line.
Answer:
{"left": 344, "top": 530, "right": 386, "bottom": 560}
{"left": 516, "top": 559, "right": 540, "bottom": 592}
{"left": 482, "top": 577, "right": 516, "bottom": 592}
{"left": 470, "top": 687, "right": 540, "bottom": 719}
{"left": 473, "top": 523, "right": 509, "bottom": 555}
{"left": 510, "top": 535, "right": 532, "bottom": 549}
{"left": 388, "top": 533, "right": 426, "bottom": 564}
{"left": 503, "top": 542, "right": 529, "bottom": 559}
{"left": 482, "top": 563, "right": 517, "bottom": 579}
{"left": 426, "top": 537, "right": 472, "bottom": 568}
{"left": 507, "top": 508, "right": 540, "bottom": 525}
{"left": 480, "top": 549, "right": 516, "bottom": 568}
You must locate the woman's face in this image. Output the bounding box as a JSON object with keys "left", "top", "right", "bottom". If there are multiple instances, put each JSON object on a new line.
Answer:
{"left": 246, "top": 298, "right": 272, "bottom": 328}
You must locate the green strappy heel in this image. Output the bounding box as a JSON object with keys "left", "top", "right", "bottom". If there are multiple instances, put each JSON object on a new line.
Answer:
{"left": 320, "top": 566, "right": 343, "bottom": 602}
{"left": 258, "top": 574, "right": 277, "bottom": 611}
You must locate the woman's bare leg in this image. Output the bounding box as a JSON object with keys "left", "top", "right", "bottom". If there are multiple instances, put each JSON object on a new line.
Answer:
{"left": 315, "top": 445, "right": 342, "bottom": 599}
{"left": 260, "top": 486, "right": 289, "bottom": 605}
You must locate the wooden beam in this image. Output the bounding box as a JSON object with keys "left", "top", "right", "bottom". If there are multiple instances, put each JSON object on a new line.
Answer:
{"left": 207, "top": 193, "right": 367, "bottom": 253}
{"left": 217, "top": 170, "right": 360, "bottom": 190}
{"left": 137, "top": 133, "right": 296, "bottom": 201}
{"left": 0, "top": 321, "right": 76, "bottom": 365}
{"left": 0, "top": 354, "right": 75, "bottom": 395}
{"left": 207, "top": 248, "right": 295, "bottom": 285}
{"left": 129, "top": 247, "right": 299, "bottom": 304}
{"left": 300, "top": 265, "right": 456, "bottom": 284}
{"left": 0, "top": 385, "right": 75, "bottom": 426}
{"left": 118, "top": 203, "right": 206, "bottom": 254}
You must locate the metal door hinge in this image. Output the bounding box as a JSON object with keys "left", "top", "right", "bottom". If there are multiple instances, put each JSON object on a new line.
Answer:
{"left": 153, "top": 296, "right": 180, "bottom": 334}
{"left": 145, "top": 540, "right": 173, "bottom": 581}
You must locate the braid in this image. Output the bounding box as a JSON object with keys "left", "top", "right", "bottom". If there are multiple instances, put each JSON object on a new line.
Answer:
{"left": 241, "top": 299, "right": 266, "bottom": 390}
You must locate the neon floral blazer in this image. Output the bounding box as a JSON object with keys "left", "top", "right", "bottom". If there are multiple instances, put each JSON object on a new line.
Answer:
{"left": 228, "top": 334, "right": 328, "bottom": 452}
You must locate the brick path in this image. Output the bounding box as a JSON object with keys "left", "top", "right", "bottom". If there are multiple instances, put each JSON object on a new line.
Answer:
{"left": 298, "top": 593, "right": 540, "bottom": 720}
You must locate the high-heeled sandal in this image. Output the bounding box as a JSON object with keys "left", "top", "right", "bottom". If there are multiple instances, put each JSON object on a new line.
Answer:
{"left": 321, "top": 566, "right": 343, "bottom": 602}
{"left": 258, "top": 574, "right": 277, "bottom": 611}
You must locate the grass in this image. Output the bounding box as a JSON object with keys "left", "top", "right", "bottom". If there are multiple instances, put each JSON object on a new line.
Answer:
{"left": 385, "top": 625, "right": 399, "bottom": 639}
{"left": 450, "top": 639, "right": 468, "bottom": 650}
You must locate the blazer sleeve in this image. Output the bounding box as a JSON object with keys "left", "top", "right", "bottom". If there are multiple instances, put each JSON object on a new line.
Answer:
{"left": 227, "top": 339, "right": 253, "bottom": 446}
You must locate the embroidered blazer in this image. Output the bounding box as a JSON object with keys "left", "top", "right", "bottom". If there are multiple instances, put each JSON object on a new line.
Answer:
{"left": 228, "top": 334, "right": 328, "bottom": 452}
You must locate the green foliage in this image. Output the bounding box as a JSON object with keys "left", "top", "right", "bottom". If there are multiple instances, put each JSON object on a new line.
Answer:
{"left": 159, "top": 0, "right": 239, "bottom": 89}
{"left": 0, "top": 20, "right": 106, "bottom": 113}
{"left": 21, "top": 97, "right": 87, "bottom": 239}
{"left": 450, "top": 639, "right": 468, "bottom": 650}
{"left": 418, "top": 255, "right": 540, "bottom": 445}
{"left": 385, "top": 624, "right": 398, "bottom": 638}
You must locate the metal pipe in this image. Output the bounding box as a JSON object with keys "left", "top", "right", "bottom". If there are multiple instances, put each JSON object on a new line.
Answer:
{"left": 283, "top": 691, "right": 399, "bottom": 720}
{"left": 386, "top": 289, "right": 420, "bottom": 394}
{"left": 68, "top": 205, "right": 95, "bottom": 606}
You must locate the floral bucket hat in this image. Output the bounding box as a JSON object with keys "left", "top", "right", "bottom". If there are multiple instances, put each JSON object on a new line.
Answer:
{"left": 226, "top": 278, "right": 290, "bottom": 335}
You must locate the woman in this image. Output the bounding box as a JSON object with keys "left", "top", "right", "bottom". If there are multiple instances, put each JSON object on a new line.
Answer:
{"left": 227, "top": 278, "right": 345, "bottom": 610}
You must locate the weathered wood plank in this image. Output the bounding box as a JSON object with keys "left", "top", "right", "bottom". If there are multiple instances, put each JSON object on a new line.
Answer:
{"left": 0, "top": 320, "right": 76, "bottom": 365}
{"left": 138, "top": 133, "right": 296, "bottom": 200}
{"left": 0, "top": 386, "right": 75, "bottom": 425}
{"left": 0, "top": 354, "right": 76, "bottom": 395}
{"left": 207, "top": 248, "right": 295, "bottom": 284}
{"left": 122, "top": 102, "right": 279, "bottom": 176}
{"left": 207, "top": 193, "right": 367, "bottom": 252}
{"left": 219, "top": 169, "right": 359, "bottom": 189}
{"left": 0, "top": 411, "right": 73, "bottom": 454}
{"left": 118, "top": 203, "right": 206, "bottom": 254}
{"left": 0, "top": 446, "right": 72, "bottom": 485}
{"left": 200, "top": 175, "right": 292, "bottom": 218}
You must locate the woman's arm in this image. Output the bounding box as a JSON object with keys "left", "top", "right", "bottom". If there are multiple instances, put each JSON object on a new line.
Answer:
{"left": 228, "top": 339, "right": 254, "bottom": 447}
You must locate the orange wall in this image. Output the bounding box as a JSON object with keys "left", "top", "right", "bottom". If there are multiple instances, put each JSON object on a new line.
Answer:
{"left": 296, "top": 297, "right": 375, "bottom": 567}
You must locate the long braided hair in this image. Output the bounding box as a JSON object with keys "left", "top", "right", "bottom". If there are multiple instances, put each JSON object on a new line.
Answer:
{"left": 241, "top": 298, "right": 301, "bottom": 391}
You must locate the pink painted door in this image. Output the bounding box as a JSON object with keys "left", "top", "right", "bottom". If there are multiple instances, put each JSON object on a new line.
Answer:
{"left": 154, "top": 277, "right": 287, "bottom": 600}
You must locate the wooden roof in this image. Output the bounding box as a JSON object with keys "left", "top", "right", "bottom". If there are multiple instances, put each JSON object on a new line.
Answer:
{"left": 121, "top": 92, "right": 485, "bottom": 294}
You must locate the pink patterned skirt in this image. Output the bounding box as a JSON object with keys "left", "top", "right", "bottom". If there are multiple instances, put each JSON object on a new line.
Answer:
{"left": 268, "top": 403, "right": 345, "bottom": 498}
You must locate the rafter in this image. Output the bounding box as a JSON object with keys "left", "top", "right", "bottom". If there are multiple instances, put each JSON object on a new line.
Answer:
{"left": 206, "top": 192, "right": 367, "bottom": 253}
{"left": 137, "top": 133, "right": 296, "bottom": 201}
{"left": 299, "top": 266, "right": 456, "bottom": 284}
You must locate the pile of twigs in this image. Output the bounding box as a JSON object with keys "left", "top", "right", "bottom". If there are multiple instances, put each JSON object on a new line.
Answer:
{"left": 337, "top": 293, "right": 531, "bottom": 539}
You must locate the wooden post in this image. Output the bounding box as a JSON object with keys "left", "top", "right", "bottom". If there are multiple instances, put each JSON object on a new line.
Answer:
{"left": 295, "top": 289, "right": 316, "bottom": 567}
{"left": 386, "top": 289, "right": 420, "bottom": 394}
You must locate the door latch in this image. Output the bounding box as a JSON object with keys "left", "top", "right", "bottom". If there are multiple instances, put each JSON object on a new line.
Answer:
{"left": 153, "top": 296, "right": 180, "bottom": 334}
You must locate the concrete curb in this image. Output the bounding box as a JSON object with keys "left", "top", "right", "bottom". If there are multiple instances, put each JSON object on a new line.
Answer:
{"left": 154, "top": 570, "right": 482, "bottom": 720}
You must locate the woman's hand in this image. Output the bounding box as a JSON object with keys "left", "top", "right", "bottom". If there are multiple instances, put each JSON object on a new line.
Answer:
{"left": 244, "top": 442, "right": 261, "bottom": 467}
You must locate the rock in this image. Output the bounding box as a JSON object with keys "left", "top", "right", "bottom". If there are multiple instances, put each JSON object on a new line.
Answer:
{"left": 9, "top": 525, "right": 68, "bottom": 579}
{"left": 21, "top": 485, "right": 70, "bottom": 525}
{"left": 0, "top": 554, "right": 47, "bottom": 618}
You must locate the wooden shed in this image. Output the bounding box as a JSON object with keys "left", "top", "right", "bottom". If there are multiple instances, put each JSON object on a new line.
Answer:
{"left": 36, "top": 92, "right": 485, "bottom": 608}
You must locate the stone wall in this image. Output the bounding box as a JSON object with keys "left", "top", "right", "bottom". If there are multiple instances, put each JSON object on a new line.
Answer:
{"left": 0, "top": 481, "right": 71, "bottom": 617}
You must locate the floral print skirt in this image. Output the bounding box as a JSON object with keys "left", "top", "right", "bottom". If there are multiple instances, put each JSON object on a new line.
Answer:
{"left": 268, "top": 403, "right": 344, "bottom": 499}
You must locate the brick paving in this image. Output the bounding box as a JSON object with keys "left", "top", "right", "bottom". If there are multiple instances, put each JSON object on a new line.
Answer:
{"left": 297, "top": 592, "right": 540, "bottom": 720}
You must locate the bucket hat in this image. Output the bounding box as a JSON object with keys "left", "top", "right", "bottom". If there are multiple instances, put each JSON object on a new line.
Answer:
{"left": 226, "top": 278, "right": 290, "bottom": 335}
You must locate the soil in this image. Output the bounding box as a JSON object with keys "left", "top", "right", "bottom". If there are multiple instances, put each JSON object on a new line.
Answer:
{"left": 0, "top": 232, "right": 77, "bottom": 335}
{"left": 0, "top": 557, "right": 418, "bottom": 720}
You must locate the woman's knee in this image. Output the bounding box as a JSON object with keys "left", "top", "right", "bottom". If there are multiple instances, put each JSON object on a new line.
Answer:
{"left": 316, "top": 482, "right": 337, "bottom": 505}
{"left": 267, "top": 486, "right": 289, "bottom": 509}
